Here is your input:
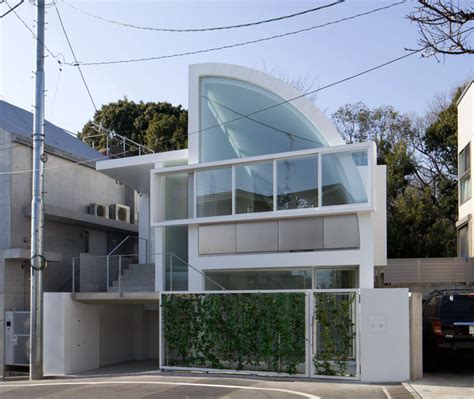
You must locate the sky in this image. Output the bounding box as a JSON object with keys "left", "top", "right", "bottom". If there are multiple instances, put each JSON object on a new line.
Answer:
{"left": 0, "top": 0, "right": 472, "bottom": 134}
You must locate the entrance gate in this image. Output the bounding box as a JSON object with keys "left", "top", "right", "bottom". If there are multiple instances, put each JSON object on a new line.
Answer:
{"left": 159, "top": 289, "right": 360, "bottom": 380}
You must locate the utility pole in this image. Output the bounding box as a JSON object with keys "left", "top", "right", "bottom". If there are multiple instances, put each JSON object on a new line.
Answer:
{"left": 30, "top": 0, "right": 46, "bottom": 380}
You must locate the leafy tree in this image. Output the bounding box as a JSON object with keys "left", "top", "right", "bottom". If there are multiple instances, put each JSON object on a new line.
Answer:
{"left": 332, "top": 87, "right": 464, "bottom": 258}
{"left": 79, "top": 98, "right": 188, "bottom": 153}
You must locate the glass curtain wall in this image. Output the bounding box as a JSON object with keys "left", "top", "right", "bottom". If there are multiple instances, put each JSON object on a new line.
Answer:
{"left": 164, "top": 173, "right": 189, "bottom": 220}
{"left": 277, "top": 156, "right": 318, "bottom": 210}
{"left": 161, "top": 148, "right": 370, "bottom": 221}
{"left": 236, "top": 162, "right": 273, "bottom": 213}
{"left": 200, "top": 77, "right": 327, "bottom": 162}
{"left": 204, "top": 268, "right": 358, "bottom": 290}
{"left": 322, "top": 150, "right": 368, "bottom": 206}
{"left": 196, "top": 168, "right": 232, "bottom": 217}
{"left": 164, "top": 225, "right": 188, "bottom": 291}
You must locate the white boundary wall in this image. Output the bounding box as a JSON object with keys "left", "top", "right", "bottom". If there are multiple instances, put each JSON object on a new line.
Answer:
{"left": 44, "top": 293, "right": 154, "bottom": 375}
{"left": 44, "top": 289, "right": 409, "bottom": 382}
{"left": 360, "top": 288, "right": 410, "bottom": 382}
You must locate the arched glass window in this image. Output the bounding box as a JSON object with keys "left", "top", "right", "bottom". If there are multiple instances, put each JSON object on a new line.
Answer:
{"left": 200, "top": 77, "right": 328, "bottom": 162}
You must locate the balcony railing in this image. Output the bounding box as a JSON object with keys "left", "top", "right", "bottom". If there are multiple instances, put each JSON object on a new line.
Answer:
{"left": 151, "top": 142, "right": 376, "bottom": 226}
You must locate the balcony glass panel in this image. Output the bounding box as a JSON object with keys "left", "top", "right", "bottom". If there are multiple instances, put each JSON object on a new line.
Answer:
{"left": 322, "top": 150, "right": 368, "bottom": 206}
{"left": 277, "top": 156, "right": 318, "bottom": 210}
{"left": 196, "top": 168, "right": 232, "bottom": 217}
{"left": 236, "top": 162, "right": 273, "bottom": 214}
{"left": 164, "top": 173, "right": 189, "bottom": 220}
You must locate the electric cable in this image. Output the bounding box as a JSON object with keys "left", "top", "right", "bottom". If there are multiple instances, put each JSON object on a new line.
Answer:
{"left": 5, "top": 0, "right": 64, "bottom": 68}
{"left": 67, "top": 1, "right": 407, "bottom": 66}
{"left": 54, "top": 4, "right": 98, "bottom": 111}
{"left": 105, "top": 28, "right": 474, "bottom": 150}
{"left": 63, "top": 0, "right": 344, "bottom": 33}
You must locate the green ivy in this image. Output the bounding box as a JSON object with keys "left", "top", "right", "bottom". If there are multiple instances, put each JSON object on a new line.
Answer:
{"left": 312, "top": 293, "right": 356, "bottom": 377}
{"left": 161, "top": 292, "right": 306, "bottom": 374}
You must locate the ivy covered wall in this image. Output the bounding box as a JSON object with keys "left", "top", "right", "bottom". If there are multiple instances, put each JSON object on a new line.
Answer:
{"left": 161, "top": 292, "right": 306, "bottom": 374}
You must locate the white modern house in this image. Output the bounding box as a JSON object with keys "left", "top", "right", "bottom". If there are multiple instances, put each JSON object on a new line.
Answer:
{"left": 44, "top": 64, "right": 411, "bottom": 382}
{"left": 95, "top": 63, "right": 387, "bottom": 292}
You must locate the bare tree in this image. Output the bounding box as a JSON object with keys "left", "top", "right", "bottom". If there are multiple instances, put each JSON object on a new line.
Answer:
{"left": 407, "top": 0, "right": 474, "bottom": 58}
{"left": 261, "top": 62, "right": 320, "bottom": 103}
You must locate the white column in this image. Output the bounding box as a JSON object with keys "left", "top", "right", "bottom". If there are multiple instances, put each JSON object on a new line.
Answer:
{"left": 188, "top": 225, "right": 203, "bottom": 290}
{"left": 358, "top": 213, "right": 375, "bottom": 289}
{"left": 138, "top": 193, "right": 150, "bottom": 264}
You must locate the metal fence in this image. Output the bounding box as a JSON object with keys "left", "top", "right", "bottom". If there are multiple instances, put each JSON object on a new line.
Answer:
{"left": 159, "top": 289, "right": 360, "bottom": 380}
{"left": 385, "top": 258, "right": 474, "bottom": 284}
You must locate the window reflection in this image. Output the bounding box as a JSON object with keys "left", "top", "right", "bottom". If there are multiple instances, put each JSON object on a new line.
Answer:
{"left": 196, "top": 168, "right": 232, "bottom": 217}
{"left": 322, "top": 150, "right": 368, "bottom": 206}
{"left": 236, "top": 162, "right": 273, "bottom": 214}
{"left": 277, "top": 156, "right": 318, "bottom": 210}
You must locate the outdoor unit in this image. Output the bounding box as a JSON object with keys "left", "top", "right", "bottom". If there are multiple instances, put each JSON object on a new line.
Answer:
{"left": 110, "top": 203, "right": 131, "bottom": 223}
{"left": 5, "top": 311, "right": 30, "bottom": 366}
{"left": 89, "top": 203, "right": 109, "bottom": 219}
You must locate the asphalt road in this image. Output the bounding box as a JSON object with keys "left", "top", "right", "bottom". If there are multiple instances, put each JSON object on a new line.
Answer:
{"left": 0, "top": 375, "right": 391, "bottom": 399}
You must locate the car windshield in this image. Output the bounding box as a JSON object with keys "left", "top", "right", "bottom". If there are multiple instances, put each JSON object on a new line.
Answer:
{"left": 440, "top": 295, "right": 474, "bottom": 319}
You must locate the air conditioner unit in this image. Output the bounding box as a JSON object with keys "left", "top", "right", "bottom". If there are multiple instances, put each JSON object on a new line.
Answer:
{"left": 110, "top": 204, "right": 130, "bottom": 223}
{"left": 5, "top": 311, "right": 30, "bottom": 366}
{"left": 89, "top": 203, "right": 109, "bottom": 218}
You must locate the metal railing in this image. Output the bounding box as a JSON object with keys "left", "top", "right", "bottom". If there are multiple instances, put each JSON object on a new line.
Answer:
{"left": 156, "top": 252, "right": 226, "bottom": 291}
{"left": 81, "top": 122, "right": 154, "bottom": 158}
{"left": 71, "top": 250, "right": 226, "bottom": 295}
{"left": 72, "top": 253, "right": 139, "bottom": 295}
{"left": 107, "top": 236, "right": 148, "bottom": 287}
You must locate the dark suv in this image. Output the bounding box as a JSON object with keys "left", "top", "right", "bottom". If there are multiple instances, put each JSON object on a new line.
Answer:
{"left": 423, "top": 290, "right": 474, "bottom": 369}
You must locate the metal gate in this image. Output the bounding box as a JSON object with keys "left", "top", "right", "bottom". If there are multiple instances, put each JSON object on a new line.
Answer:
{"left": 309, "top": 290, "right": 360, "bottom": 380}
{"left": 159, "top": 289, "right": 360, "bottom": 380}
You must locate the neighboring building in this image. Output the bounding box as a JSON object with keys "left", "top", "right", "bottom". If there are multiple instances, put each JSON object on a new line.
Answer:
{"left": 457, "top": 80, "right": 474, "bottom": 257}
{"left": 0, "top": 100, "right": 137, "bottom": 375}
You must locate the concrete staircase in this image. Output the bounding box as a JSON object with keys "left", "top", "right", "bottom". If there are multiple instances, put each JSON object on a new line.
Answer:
{"left": 108, "top": 263, "right": 155, "bottom": 292}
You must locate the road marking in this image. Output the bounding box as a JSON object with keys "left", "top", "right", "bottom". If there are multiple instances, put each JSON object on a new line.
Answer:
{"left": 0, "top": 380, "right": 321, "bottom": 399}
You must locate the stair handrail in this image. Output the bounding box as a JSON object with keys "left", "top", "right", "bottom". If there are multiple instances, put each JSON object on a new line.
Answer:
{"left": 107, "top": 236, "right": 147, "bottom": 289}
{"left": 157, "top": 252, "right": 227, "bottom": 291}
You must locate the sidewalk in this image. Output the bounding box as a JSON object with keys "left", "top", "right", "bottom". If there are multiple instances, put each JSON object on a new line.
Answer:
{"left": 407, "top": 371, "right": 474, "bottom": 399}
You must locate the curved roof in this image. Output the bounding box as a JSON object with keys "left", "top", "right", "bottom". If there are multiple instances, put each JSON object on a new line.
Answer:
{"left": 189, "top": 63, "right": 344, "bottom": 150}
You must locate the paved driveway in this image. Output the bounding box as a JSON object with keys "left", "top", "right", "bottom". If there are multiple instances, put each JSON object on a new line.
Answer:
{"left": 0, "top": 375, "right": 392, "bottom": 399}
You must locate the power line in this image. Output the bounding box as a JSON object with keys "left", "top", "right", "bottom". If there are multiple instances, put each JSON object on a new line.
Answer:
{"left": 120, "top": 28, "right": 474, "bottom": 149}
{"left": 63, "top": 0, "right": 344, "bottom": 33}
{"left": 5, "top": 0, "right": 63, "bottom": 67}
{"left": 0, "top": 0, "right": 23, "bottom": 18}
{"left": 54, "top": 4, "right": 98, "bottom": 111}
{"left": 67, "top": 1, "right": 407, "bottom": 67}
{"left": 202, "top": 95, "right": 320, "bottom": 146}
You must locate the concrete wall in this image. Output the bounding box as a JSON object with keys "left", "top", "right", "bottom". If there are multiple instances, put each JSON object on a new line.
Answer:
{"left": 360, "top": 288, "right": 410, "bottom": 382}
{"left": 1, "top": 138, "right": 137, "bottom": 375}
{"left": 0, "top": 131, "right": 12, "bottom": 250}
{"left": 44, "top": 293, "right": 154, "bottom": 375}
